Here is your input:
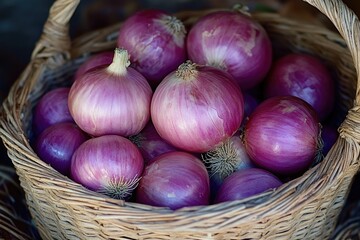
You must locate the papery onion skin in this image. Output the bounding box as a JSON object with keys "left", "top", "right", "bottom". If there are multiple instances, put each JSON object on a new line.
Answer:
{"left": 136, "top": 151, "right": 210, "bottom": 210}
{"left": 129, "top": 121, "right": 178, "bottom": 164}
{"left": 187, "top": 10, "right": 272, "bottom": 90}
{"left": 117, "top": 9, "right": 187, "bottom": 87}
{"left": 71, "top": 135, "right": 144, "bottom": 200}
{"left": 74, "top": 51, "right": 114, "bottom": 80}
{"left": 35, "top": 122, "right": 89, "bottom": 176}
{"left": 151, "top": 61, "right": 244, "bottom": 153}
{"left": 33, "top": 87, "right": 74, "bottom": 136}
{"left": 69, "top": 48, "right": 152, "bottom": 137}
{"left": 264, "top": 53, "right": 335, "bottom": 121}
{"left": 244, "top": 96, "right": 321, "bottom": 175}
{"left": 214, "top": 168, "right": 282, "bottom": 203}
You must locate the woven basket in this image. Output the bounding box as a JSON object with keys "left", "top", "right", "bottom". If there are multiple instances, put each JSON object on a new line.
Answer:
{"left": 1, "top": 0, "right": 360, "bottom": 239}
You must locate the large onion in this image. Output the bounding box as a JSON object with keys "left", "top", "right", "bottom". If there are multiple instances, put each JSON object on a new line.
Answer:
{"left": 244, "top": 96, "right": 321, "bottom": 175}
{"left": 187, "top": 10, "right": 272, "bottom": 90}
{"left": 136, "top": 151, "right": 210, "bottom": 210}
{"left": 264, "top": 53, "right": 335, "bottom": 120}
{"left": 71, "top": 135, "right": 144, "bottom": 200}
{"left": 68, "top": 48, "right": 152, "bottom": 137}
{"left": 151, "top": 61, "right": 244, "bottom": 153}
{"left": 117, "top": 9, "right": 187, "bottom": 87}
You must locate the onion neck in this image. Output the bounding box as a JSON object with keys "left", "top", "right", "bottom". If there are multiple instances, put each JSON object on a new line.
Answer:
{"left": 158, "top": 15, "right": 186, "bottom": 39}
{"left": 176, "top": 60, "right": 198, "bottom": 81}
{"left": 107, "top": 48, "right": 131, "bottom": 75}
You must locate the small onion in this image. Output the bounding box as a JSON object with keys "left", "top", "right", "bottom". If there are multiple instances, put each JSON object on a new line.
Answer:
{"left": 244, "top": 96, "right": 321, "bottom": 175}
{"left": 69, "top": 48, "right": 152, "bottom": 137}
{"left": 264, "top": 53, "right": 335, "bottom": 121}
{"left": 33, "top": 87, "right": 73, "bottom": 136}
{"left": 151, "top": 61, "right": 244, "bottom": 153}
{"left": 187, "top": 10, "right": 272, "bottom": 90}
{"left": 202, "top": 135, "right": 253, "bottom": 181}
{"left": 71, "top": 135, "right": 144, "bottom": 200}
{"left": 129, "top": 121, "right": 178, "bottom": 164}
{"left": 117, "top": 9, "right": 187, "bottom": 87}
{"left": 136, "top": 151, "right": 210, "bottom": 210}
{"left": 35, "top": 122, "right": 89, "bottom": 176}
{"left": 74, "top": 51, "right": 114, "bottom": 80}
{"left": 214, "top": 168, "right": 282, "bottom": 203}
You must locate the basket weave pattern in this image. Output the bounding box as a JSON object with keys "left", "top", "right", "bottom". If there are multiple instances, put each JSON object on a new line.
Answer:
{"left": 1, "top": 0, "right": 360, "bottom": 239}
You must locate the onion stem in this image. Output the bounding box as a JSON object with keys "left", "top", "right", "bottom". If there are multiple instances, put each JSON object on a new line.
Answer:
{"left": 175, "top": 60, "right": 198, "bottom": 81}
{"left": 157, "top": 15, "right": 186, "bottom": 39}
{"left": 107, "top": 48, "right": 131, "bottom": 75}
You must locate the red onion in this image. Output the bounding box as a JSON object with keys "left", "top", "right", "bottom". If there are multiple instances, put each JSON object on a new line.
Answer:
{"left": 202, "top": 135, "right": 253, "bottom": 180}
{"left": 35, "top": 122, "right": 89, "bottom": 176}
{"left": 321, "top": 124, "right": 338, "bottom": 156}
{"left": 264, "top": 53, "right": 335, "bottom": 120}
{"left": 71, "top": 135, "right": 144, "bottom": 200}
{"left": 244, "top": 96, "right": 321, "bottom": 175}
{"left": 187, "top": 10, "right": 272, "bottom": 90}
{"left": 33, "top": 87, "right": 73, "bottom": 136}
{"left": 117, "top": 9, "right": 187, "bottom": 88}
{"left": 136, "top": 151, "right": 210, "bottom": 210}
{"left": 129, "top": 121, "right": 178, "bottom": 164}
{"left": 214, "top": 168, "right": 282, "bottom": 203}
{"left": 151, "top": 61, "right": 244, "bottom": 153}
{"left": 74, "top": 51, "right": 114, "bottom": 80}
{"left": 69, "top": 48, "right": 152, "bottom": 137}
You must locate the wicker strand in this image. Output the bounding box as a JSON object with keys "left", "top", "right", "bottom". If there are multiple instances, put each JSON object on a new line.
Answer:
{"left": 31, "top": 0, "right": 80, "bottom": 66}
{"left": 304, "top": 0, "right": 360, "bottom": 105}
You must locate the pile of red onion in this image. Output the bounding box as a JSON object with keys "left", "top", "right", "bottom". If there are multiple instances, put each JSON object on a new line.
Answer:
{"left": 31, "top": 7, "right": 339, "bottom": 209}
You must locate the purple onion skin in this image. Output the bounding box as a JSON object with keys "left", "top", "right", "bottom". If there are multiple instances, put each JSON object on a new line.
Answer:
{"left": 69, "top": 49, "right": 153, "bottom": 137}
{"left": 214, "top": 168, "right": 282, "bottom": 203}
{"left": 71, "top": 135, "right": 144, "bottom": 193}
{"left": 187, "top": 10, "right": 272, "bottom": 90}
{"left": 117, "top": 9, "right": 187, "bottom": 88}
{"left": 321, "top": 124, "right": 338, "bottom": 156}
{"left": 151, "top": 63, "right": 244, "bottom": 153}
{"left": 264, "top": 53, "right": 335, "bottom": 121}
{"left": 136, "top": 151, "right": 210, "bottom": 210}
{"left": 244, "top": 96, "right": 320, "bottom": 175}
{"left": 130, "top": 121, "right": 178, "bottom": 164}
{"left": 35, "top": 122, "right": 89, "bottom": 176}
{"left": 74, "top": 51, "right": 114, "bottom": 80}
{"left": 33, "top": 87, "right": 74, "bottom": 136}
